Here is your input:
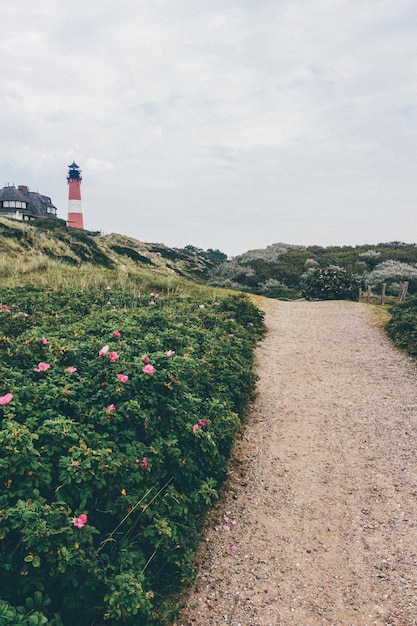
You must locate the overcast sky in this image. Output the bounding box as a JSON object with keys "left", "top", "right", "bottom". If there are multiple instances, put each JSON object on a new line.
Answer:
{"left": 1, "top": 1, "right": 416, "bottom": 256}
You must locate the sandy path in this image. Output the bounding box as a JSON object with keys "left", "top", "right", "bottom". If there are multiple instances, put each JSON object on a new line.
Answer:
{"left": 174, "top": 301, "right": 417, "bottom": 626}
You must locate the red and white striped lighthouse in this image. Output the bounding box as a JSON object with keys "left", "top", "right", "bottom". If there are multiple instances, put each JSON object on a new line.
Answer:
{"left": 67, "top": 161, "right": 84, "bottom": 229}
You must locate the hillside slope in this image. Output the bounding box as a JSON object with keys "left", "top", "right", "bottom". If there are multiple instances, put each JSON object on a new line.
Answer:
{"left": 0, "top": 217, "right": 217, "bottom": 283}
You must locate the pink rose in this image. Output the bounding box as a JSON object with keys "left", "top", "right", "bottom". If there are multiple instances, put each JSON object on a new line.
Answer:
{"left": 99, "top": 345, "right": 109, "bottom": 356}
{"left": 142, "top": 364, "right": 155, "bottom": 376}
{"left": 106, "top": 404, "right": 116, "bottom": 412}
{"left": 0, "top": 393, "right": 13, "bottom": 406}
{"left": 109, "top": 352, "right": 119, "bottom": 363}
{"left": 73, "top": 514, "right": 88, "bottom": 529}
{"left": 192, "top": 423, "right": 199, "bottom": 432}
{"left": 33, "top": 362, "right": 50, "bottom": 372}
{"left": 166, "top": 350, "right": 175, "bottom": 357}
{"left": 41, "top": 337, "right": 49, "bottom": 345}
{"left": 141, "top": 354, "right": 150, "bottom": 364}
{"left": 67, "top": 366, "right": 77, "bottom": 374}
{"left": 113, "top": 331, "right": 121, "bottom": 338}
{"left": 116, "top": 374, "right": 129, "bottom": 383}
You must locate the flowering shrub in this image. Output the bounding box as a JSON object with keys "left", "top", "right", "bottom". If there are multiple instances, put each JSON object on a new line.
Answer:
{"left": 363, "top": 260, "right": 417, "bottom": 295}
{"left": 302, "top": 266, "right": 363, "bottom": 301}
{"left": 0, "top": 287, "right": 264, "bottom": 625}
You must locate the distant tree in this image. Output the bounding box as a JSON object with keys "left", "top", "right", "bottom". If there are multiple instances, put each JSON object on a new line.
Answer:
{"left": 205, "top": 248, "right": 228, "bottom": 263}
{"left": 183, "top": 244, "right": 204, "bottom": 255}
{"left": 182, "top": 245, "right": 227, "bottom": 264}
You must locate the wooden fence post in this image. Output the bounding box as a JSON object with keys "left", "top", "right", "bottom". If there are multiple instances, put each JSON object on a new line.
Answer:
{"left": 381, "top": 283, "right": 386, "bottom": 305}
{"left": 358, "top": 287, "right": 362, "bottom": 302}
{"left": 399, "top": 281, "right": 409, "bottom": 303}
{"left": 367, "top": 286, "right": 372, "bottom": 303}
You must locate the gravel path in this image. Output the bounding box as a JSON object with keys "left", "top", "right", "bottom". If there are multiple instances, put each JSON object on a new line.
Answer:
{"left": 174, "top": 300, "right": 417, "bottom": 626}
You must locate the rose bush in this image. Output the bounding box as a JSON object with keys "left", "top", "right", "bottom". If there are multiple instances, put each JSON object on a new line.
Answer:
{"left": 0, "top": 287, "right": 264, "bottom": 625}
{"left": 302, "top": 266, "right": 363, "bottom": 301}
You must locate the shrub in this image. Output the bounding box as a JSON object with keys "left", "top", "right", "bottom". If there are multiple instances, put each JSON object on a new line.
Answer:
{"left": 302, "top": 266, "right": 363, "bottom": 301}
{"left": 386, "top": 296, "right": 417, "bottom": 356}
{"left": 0, "top": 288, "right": 264, "bottom": 625}
{"left": 363, "top": 260, "right": 417, "bottom": 294}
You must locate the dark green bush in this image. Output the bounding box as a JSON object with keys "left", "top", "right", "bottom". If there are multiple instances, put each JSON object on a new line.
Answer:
{"left": 302, "top": 266, "right": 363, "bottom": 301}
{"left": 386, "top": 296, "right": 417, "bottom": 356}
{"left": 0, "top": 288, "right": 263, "bottom": 625}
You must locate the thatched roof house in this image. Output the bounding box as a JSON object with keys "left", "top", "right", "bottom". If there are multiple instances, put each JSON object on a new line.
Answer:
{"left": 0, "top": 184, "right": 58, "bottom": 222}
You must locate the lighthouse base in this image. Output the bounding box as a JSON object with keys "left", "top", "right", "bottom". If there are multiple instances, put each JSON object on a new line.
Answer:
{"left": 67, "top": 212, "right": 84, "bottom": 229}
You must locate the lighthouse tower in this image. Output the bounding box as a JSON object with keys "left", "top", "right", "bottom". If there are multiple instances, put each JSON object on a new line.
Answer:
{"left": 67, "top": 162, "right": 84, "bottom": 229}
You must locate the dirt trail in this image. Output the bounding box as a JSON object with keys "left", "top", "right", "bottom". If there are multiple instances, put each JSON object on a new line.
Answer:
{"left": 174, "top": 300, "right": 417, "bottom": 626}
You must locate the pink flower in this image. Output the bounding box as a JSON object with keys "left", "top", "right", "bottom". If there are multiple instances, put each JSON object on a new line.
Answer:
{"left": 41, "top": 337, "right": 49, "bottom": 345}
{"left": 116, "top": 374, "right": 129, "bottom": 383}
{"left": 222, "top": 524, "right": 230, "bottom": 531}
{"left": 0, "top": 393, "right": 13, "bottom": 406}
{"left": 192, "top": 423, "right": 199, "bottom": 432}
{"left": 109, "top": 351, "right": 119, "bottom": 363}
{"left": 99, "top": 345, "right": 109, "bottom": 356}
{"left": 73, "top": 514, "right": 88, "bottom": 529}
{"left": 67, "top": 366, "right": 77, "bottom": 374}
{"left": 106, "top": 403, "right": 116, "bottom": 412}
{"left": 228, "top": 333, "right": 235, "bottom": 338}
{"left": 34, "top": 362, "right": 50, "bottom": 372}
{"left": 142, "top": 363, "right": 155, "bottom": 376}
{"left": 166, "top": 350, "right": 175, "bottom": 357}
{"left": 230, "top": 545, "right": 237, "bottom": 552}
{"left": 198, "top": 419, "right": 208, "bottom": 428}
{"left": 140, "top": 457, "right": 148, "bottom": 470}
{"left": 141, "top": 354, "right": 150, "bottom": 364}
{"left": 113, "top": 331, "right": 121, "bottom": 338}
{"left": 199, "top": 304, "right": 205, "bottom": 309}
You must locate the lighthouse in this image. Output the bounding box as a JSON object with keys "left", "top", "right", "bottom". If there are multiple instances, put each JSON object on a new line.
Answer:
{"left": 67, "top": 162, "right": 84, "bottom": 229}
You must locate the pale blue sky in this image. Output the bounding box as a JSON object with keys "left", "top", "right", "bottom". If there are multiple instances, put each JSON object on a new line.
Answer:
{"left": 1, "top": 0, "right": 416, "bottom": 256}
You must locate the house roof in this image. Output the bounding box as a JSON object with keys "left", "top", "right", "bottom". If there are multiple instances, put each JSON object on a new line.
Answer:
{"left": 0, "top": 185, "right": 58, "bottom": 218}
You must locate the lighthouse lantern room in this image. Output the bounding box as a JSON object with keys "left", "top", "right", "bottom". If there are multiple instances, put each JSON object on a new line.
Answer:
{"left": 67, "top": 161, "right": 84, "bottom": 229}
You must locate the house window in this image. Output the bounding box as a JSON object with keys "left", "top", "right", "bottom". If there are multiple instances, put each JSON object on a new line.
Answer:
{"left": 46, "top": 206, "right": 56, "bottom": 215}
{"left": 2, "top": 201, "right": 27, "bottom": 209}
